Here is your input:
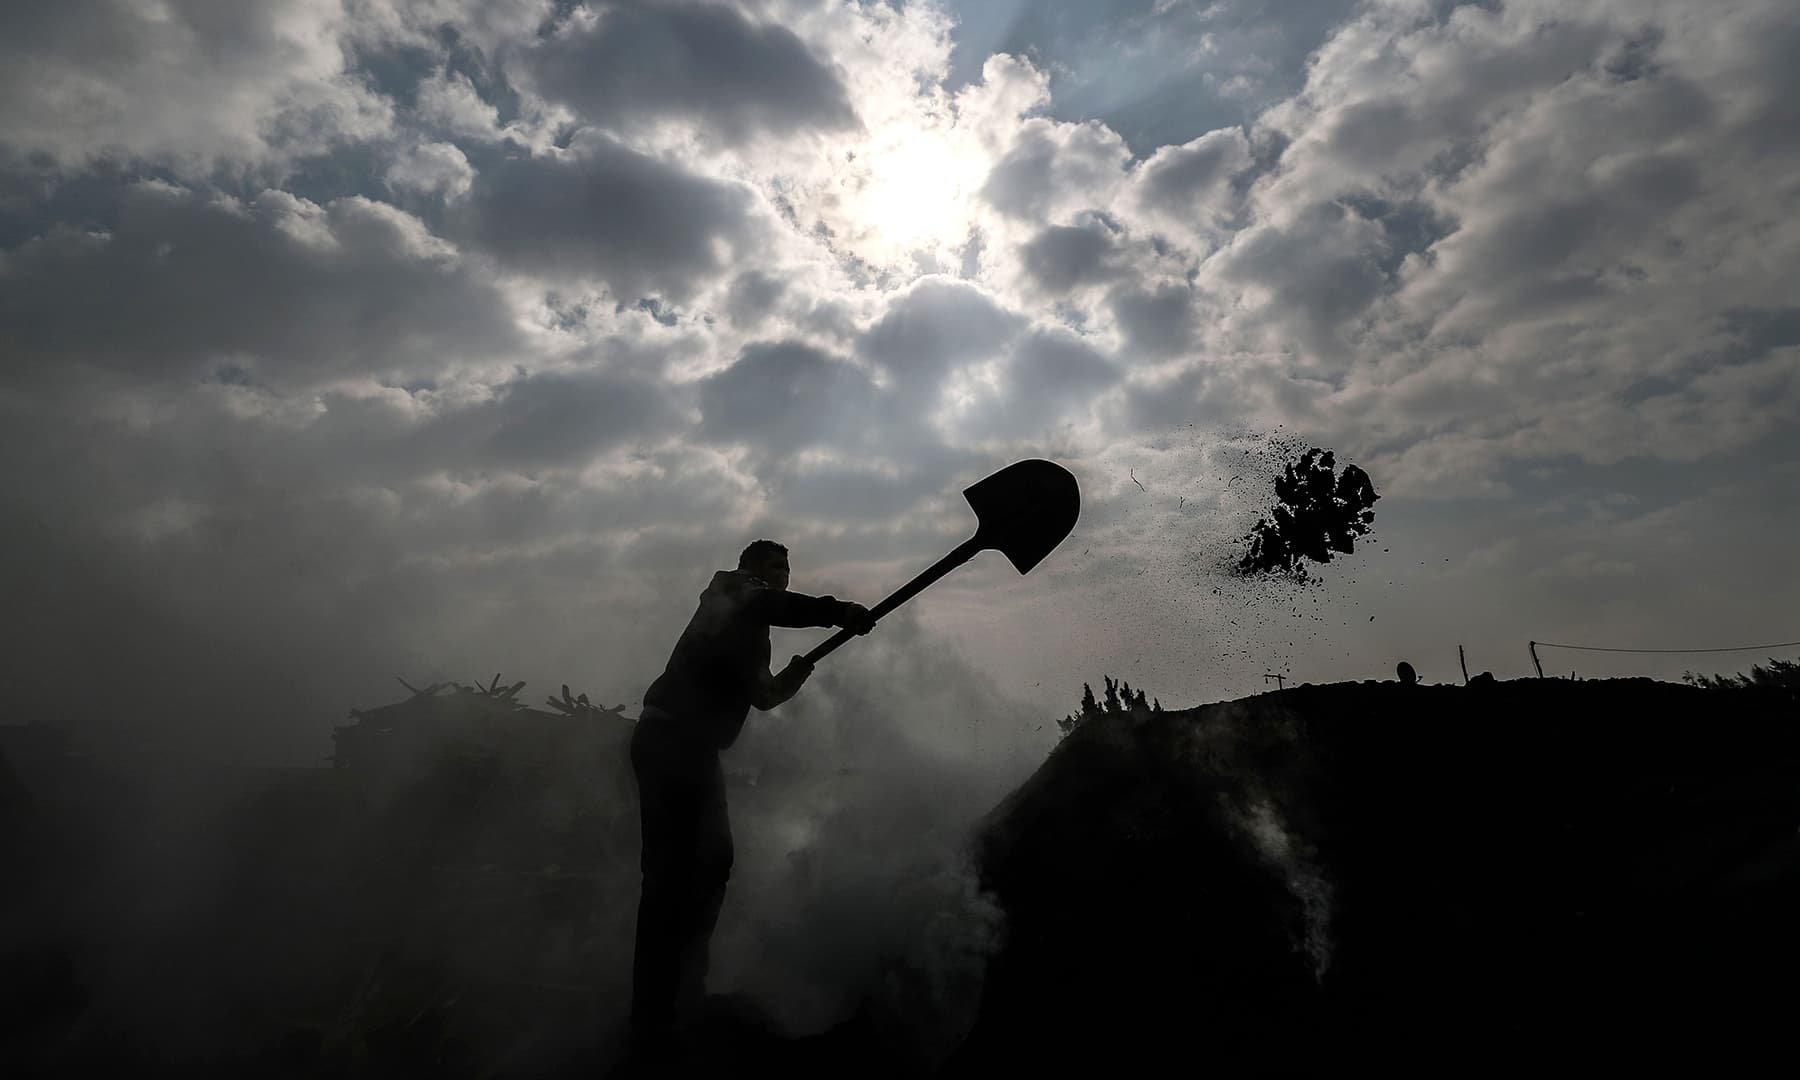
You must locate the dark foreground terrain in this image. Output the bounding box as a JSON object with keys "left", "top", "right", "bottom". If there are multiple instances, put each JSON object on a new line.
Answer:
{"left": 5, "top": 677, "right": 1796, "bottom": 1075}
{"left": 952, "top": 678, "right": 1800, "bottom": 1075}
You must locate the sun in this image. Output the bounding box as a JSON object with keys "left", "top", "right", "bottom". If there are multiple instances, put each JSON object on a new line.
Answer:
{"left": 840, "top": 120, "right": 985, "bottom": 263}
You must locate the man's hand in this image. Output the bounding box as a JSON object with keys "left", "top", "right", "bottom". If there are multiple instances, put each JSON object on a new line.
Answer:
{"left": 748, "top": 655, "right": 813, "bottom": 712}
{"left": 758, "top": 655, "right": 814, "bottom": 710}
{"left": 837, "top": 601, "right": 875, "bottom": 636}
{"left": 776, "top": 654, "right": 814, "bottom": 693}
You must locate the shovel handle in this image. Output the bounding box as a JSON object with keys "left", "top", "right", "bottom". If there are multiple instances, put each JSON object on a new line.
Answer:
{"left": 802, "top": 535, "right": 984, "bottom": 665}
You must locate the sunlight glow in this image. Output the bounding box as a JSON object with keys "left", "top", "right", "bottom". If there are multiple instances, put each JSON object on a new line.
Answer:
{"left": 841, "top": 121, "right": 984, "bottom": 263}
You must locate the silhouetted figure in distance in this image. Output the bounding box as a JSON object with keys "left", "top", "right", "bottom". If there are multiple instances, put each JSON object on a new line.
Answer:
{"left": 627, "top": 539, "right": 872, "bottom": 1060}
{"left": 1397, "top": 661, "right": 1417, "bottom": 685}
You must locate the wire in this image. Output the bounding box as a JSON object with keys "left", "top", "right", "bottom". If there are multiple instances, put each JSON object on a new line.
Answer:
{"left": 1532, "top": 639, "right": 1800, "bottom": 655}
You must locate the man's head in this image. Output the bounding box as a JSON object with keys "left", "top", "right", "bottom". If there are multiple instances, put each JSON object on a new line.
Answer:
{"left": 738, "top": 539, "right": 790, "bottom": 590}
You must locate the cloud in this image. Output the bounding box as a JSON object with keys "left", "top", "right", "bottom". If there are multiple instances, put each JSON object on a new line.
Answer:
{"left": 414, "top": 70, "right": 509, "bottom": 142}
{"left": 1194, "top": 0, "right": 1800, "bottom": 490}
{"left": 1204, "top": 200, "right": 1390, "bottom": 362}
{"left": 384, "top": 140, "right": 475, "bottom": 199}
{"left": 526, "top": 1, "right": 859, "bottom": 143}
{"left": 860, "top": 277, "right": 1024, "bottom": 406}
{"left": 441, "top": 364, "right": 685, "bottom": 469}
{"left": 1132, "top": 126, "right": 1252, "bottom": 218}
{"left": 723, "top": 270, "right": 789, "bottom": 329}
{"left": 697, "top": 340, "right": 886, "bottom": 456}
{"left": 1018, "top": 221, "right": 1122, "bottom": 293}
{"left": 453, "top": 131, "right": 760, "bottom": 302}
{"left": 951, "top": 325, "right": 1120, "bottom": 443}
{"left": 1108, "top": 279, "right": 1199, "bottom": 360}
{"left": 980, "top": 118, "right": 1130, "bottom": 222}
{"left": 0, "top": 181, "right": 517, "bottom": 390}
{"left": 0, "top": 0, "right": 393, "bottom": 175}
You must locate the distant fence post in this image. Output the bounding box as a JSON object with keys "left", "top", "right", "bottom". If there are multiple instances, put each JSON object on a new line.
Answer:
{"left": 1529, "top": 641, "right": 1544, "bottom": 678}
{"left": 1459, "top": 645, "right": 1469, "bottom": 685}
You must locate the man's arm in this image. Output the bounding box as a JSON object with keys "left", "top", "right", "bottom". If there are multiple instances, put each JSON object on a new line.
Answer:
{"left": 747, "top": 584, "right": 874, "bottom": 634}
{"left": 751, "top": 655, "right": 814, "bottom": 711}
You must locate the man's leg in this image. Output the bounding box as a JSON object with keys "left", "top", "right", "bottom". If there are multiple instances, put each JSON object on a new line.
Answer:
{"left": 674, "top": 750, "right": 733, "bottom": 1025}
{"left": 629, "top": 721, "right": 699, "bottom": 1045}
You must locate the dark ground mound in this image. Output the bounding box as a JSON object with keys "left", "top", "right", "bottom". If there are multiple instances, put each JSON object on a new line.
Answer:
{"left": 7, "top": 678, "right": 1796, "bottom": 1075}
{"left": 948, "top": 678, "right": 1800, "bottom": 1075}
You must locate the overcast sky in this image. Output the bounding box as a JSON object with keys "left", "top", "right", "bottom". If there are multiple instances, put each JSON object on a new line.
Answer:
{"left": 4, "top": 0, "right": 1798, "bottom": 764}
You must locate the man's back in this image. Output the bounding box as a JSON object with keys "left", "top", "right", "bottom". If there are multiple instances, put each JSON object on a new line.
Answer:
{"left": 641, "top": 569, "right": 843, "bottom": 748}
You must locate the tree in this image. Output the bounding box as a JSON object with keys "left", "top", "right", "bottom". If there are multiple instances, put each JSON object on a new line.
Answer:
{"left": 1059, "top": 676, "right": 1165, "bottom": 737}
{"left": 1682, "top": 655, "right": 1800, "bottom": 695}
{"left": 1059, "top": 682, "right": 1105, "bottom": 736}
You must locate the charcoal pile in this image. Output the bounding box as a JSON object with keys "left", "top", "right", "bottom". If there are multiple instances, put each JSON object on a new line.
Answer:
{"left": 948, "top": 678, "right": 1800, "bottom": 1075}
{"left": 268, "top": 675, "right": 645, "bottom": 1074}
{"left": 5, "top": 673, "right": 649, "bottom": 1078}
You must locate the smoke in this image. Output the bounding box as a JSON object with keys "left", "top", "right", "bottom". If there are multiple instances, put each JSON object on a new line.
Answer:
{"left": 1175, "top": 701, "right": 1337, "bottom": 983}
{"left": 1224, "top": 795, "right": 1335, "bottom": 981}
{"left": 705, "top": 608, "right": 1044, "bottom": 1054}
{"left": 3, "top": 545, "right": 1053, "bottom": 1073}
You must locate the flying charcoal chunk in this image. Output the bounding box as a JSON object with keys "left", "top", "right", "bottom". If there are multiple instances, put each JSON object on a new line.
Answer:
{"left": 1238, "top": 447, "right": 1380, "bottom": 579}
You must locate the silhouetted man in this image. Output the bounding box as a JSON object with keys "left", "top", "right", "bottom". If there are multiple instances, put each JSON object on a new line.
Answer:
{"left": 628, "top": 539, "right": 872, "bottom": 1055}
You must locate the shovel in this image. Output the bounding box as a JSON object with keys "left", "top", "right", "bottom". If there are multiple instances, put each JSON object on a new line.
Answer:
{"left": 802, "top": 458, "right": 1081, "bottom": 665}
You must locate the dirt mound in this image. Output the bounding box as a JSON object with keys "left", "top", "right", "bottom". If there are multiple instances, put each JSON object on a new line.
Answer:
{"left": 13, "top": 677, "right": 1797, "bottom": 1075}
{"left": 948, "top": 678, "right": 1800, "bottom": 1074}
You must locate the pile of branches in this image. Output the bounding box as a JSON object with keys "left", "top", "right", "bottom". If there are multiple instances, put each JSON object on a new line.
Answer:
{"left": 330, "top": 674, "right": 630, "bottom": 771}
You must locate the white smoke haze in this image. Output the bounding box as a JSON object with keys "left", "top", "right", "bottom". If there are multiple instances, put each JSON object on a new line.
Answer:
{"left": 1172, "top": 699, "right": 1337, "bottom": 982}
{"left": 1230, "top": 795, "right": 1335, "bottom": 981}
{"left": 709, "top": 609, "right": 1045, "bottom": 1041}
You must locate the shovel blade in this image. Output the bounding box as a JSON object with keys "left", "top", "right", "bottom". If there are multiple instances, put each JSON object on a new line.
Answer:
{"left": 963, "top": 458, "right": 1081, "bottom": 574}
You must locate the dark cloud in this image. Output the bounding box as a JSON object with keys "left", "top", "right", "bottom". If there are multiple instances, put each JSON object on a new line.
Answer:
{"left": 1418, "top": 152, "right": 1704, "bottom": 327}
{"left": 452, "top": 365, "right": 683, "bottom": 469}
{"left": 860, "top": 277, "right": 1024, "bottom": 402}
{"left": 724, "top": 269, "right": 789, "bottom": 328}
{"left": 1134, "top": 127, "right": 1252, "bottom": 213}
{"left": 454, "top": 131, "right": 757, "bottom": 301}
{"left": 958, "top": 326, "right": 1119, "bottom": 441}
{"left": 698, "top": 340, "right": 888, "bottom": 455}
{"left": 755, "top": 462, "right": 943, "bottom": 526}
{"left": 1112, "top": 360, "right": 1267, "bottom": 435}
{"left": 0, "top": 181, "right": 517, "bottom": 389}
{"left": 0, "top": 0, "right": 391, "bottom": 172}
{"left": 979, "top": 120, "right": 1128, "bottom": 221}
{"left": 1335, "top": 193, "right": 1454, "bottom": 277}
{"left": 1108, "top": 280, "right": 1196, "bottom": 359}
{"left": 528, "top": 1, "right": 858, "bottom": 142}
{"left": 1255, "top": 5, "right": 1616, "bottom": 203}
{"left": 1019, "top": 223, "right": 1119, "bottom": 292}
{"left": 1207, "top": 202, "right": 1388, "bottom": 359}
